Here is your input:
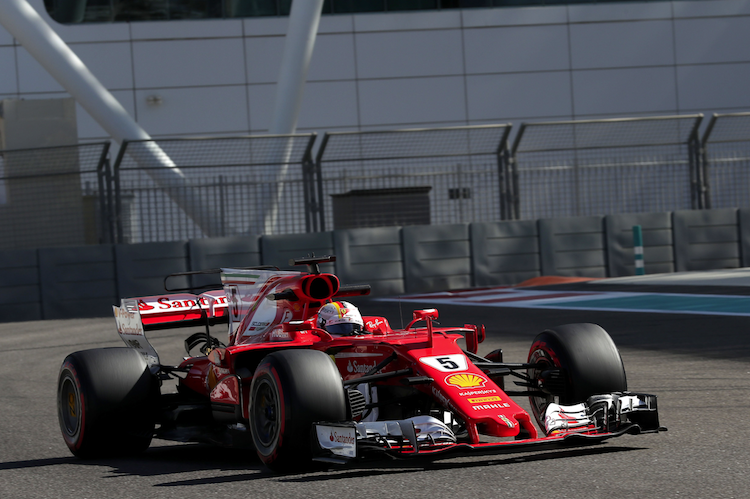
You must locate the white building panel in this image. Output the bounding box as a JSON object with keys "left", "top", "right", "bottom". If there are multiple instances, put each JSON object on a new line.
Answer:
{"left": 674, "top": 16, "right": 750, "bottom": 65}
{"left": 572, "top": 66, "right": 677, "bottom": 116}
{"left": 353, "top": 10, "right": 461, "bottom": 32}
{"left": 75, "top": 90, "right": 136, "bottom": 140}
{"left": 569, "top": 20, "right": 675, "bottom": 70}
{"left": 134, "top": 86, "right": 249, "bottom": 136}
{"left": 677, "top": 62, "right": 750, "bottom": 111}
{"left": 672, "top": 0, "right": 750, "bottom": 17}
{"left": 132, "top": 38, "right": 246, "bottom": 89}
{"left": 356, "top": 29, "right": 464, "bottom": 79}
{"left": 247, "top": 32, "right": 355, "bottom": 84}
{"left": 129, "top": 19, "right": 243, "bottom": 40}
{"left": 0, "top": 0, "right": 749, "bottom": 141}
{"left": 567, "top": 2, "right": 672, "bottom": 23}
{"left": 461, "top": 5, "right": 567, "bottom": 27}
{"left": 463, "top": 25, "right": 569, "bottom": 74}
{"left": 245, "top": 36, "right": 284, "bottom": 85}
{"left": 248, "top": 83, "right": 275, "bottom": 132}
{"left": 15, "top": 46, "right": 65, "bottom": 93}
{"left": 358, "top": 76, "right": 466, "bottom": 126}
{"left": 0, "top": 47, "right": 17, "bottom": 95}
{"left": 466, "top": 72, "right": 572, "bottom": 121}
{"left": 297, "top": 81, "right": 359, "bottom": 129}
{"left": 69, "top": 42, "right": 134, "bottom": 91}
{"left": 307, "top": 33, "right": 357, "bottom": 82}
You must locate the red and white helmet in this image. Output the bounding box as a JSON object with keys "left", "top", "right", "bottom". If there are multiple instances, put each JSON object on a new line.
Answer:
{"left": 316, "top": 301, "right": 364, "bottom": 336}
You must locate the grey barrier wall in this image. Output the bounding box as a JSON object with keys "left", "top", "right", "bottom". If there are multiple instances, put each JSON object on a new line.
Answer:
{"left": 470, "top": 220, "right": 540, "bottom": 287}
{"left": 261, "top": 232, "right": 336, "bottom": 273}
{"left": 672, "top": 208, "right": 741, "bottom": 272}
{"left": 539, "top": 216, "right": 607, "bottom": 278}
{"left": 0, "top": 248, "right": 42, "bottom": 321}
{"left": 402, "top": 224, "right": 472, "bottom": 294}
{"left": 39, "top": 245, "right": 117, "bottom": 320}
{"left": 3, "top": 208, "right": 750, "bottom": 323}
{"left": 334, "top": 227, "right": 404, "bottom": 296}
{"left": 114, "top": 241, "right": 190, "bottom": 298}
{"left": 605, "top": 212, "right": 674, "bottom": 277}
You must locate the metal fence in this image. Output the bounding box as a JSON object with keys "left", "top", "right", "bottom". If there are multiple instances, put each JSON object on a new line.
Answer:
{"left": 509, "top": 115, "right": 704, "bottom": 220}
{"left": 0, "top": 142, "right": 110, "bottom": 250}
{"left": 113, "top": 135, "right": 317, "bottom": 243}
{"left": 315, "top": 125, "right": 512, "bottom": 231}
{"left": 10, "top": 113, "right": 750, "bottom": 249}
{"left": 701, "top": 112, "right": 750, "bottom": 210}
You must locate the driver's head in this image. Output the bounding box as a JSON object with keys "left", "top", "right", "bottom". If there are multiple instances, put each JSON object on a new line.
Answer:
{"left": 316, "top": 301, "right": 364, "bottom": 336}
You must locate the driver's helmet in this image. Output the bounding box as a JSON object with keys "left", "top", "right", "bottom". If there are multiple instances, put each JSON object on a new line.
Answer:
{"left": 316, "top": 301, "right": 364, "bottom": 336}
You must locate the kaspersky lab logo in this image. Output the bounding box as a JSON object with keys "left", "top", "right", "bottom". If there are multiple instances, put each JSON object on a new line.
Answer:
{"left": 444, "top": 373, "right": 487, "bottom": 389}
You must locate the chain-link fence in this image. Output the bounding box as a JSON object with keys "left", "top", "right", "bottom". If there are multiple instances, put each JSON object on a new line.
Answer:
{"left": 510, "top": 115, "right": 704, "bottom": 220}
{"left": 113, "top": 135, "right": 317, "bottom": 243}
{"left": 12, "top": 114, "right": 750, "bottom": 250}
{"left": 701, "top": 112, "right": 750, "bottom": 210}
{"left": 315, "top": 125, "right": 512, "bottom": 231}
{"left": 0, "top": 142, "right": 111, "bottom": 249}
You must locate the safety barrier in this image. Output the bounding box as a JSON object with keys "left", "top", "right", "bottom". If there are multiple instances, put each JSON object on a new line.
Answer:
{"left": 3, "top": 207, "right": 750, "bottom": 322}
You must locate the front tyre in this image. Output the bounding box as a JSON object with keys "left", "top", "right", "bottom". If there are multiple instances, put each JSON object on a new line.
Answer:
{"left": 527, "top": 323, "right": 627, "bottom": 433}
{"left": 249, "top": 349, "right": 346, "bottom": 472}
{"left": 57, "top": 348, "right": 159, "bottom": 458}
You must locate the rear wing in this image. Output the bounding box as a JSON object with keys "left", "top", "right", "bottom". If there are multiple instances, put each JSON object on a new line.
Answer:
{"left": 132, "top": 290, "right": 229, "bottom": 329}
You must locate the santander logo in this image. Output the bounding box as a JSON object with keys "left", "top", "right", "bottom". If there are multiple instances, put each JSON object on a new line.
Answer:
{"left": 329, "top": 431, "right": 355, "bottom": 445}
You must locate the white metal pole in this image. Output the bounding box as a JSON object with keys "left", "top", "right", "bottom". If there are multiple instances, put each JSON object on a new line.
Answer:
{"left": 262, "top": 0, "right": 324, "bottom": 234}
{"left": 269, "top": 0, "right": 325, "bottom": 136}
{"left": 0, "top": 0, "right": 223, "bottom": 237}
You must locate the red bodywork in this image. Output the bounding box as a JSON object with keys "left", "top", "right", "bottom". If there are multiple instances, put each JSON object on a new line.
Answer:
{"left": 121, "top": 265, "right": 643, "bottom": 460}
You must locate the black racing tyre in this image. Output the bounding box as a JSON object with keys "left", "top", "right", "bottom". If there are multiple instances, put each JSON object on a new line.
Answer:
{"left": 57, "top": 348, "right": 160, "bottom": 458}
{"left": 527, "top": 323, "right": 627, "bottom": 434}
{"left": 249, "top": 349, "right": 347, "bottom": 472}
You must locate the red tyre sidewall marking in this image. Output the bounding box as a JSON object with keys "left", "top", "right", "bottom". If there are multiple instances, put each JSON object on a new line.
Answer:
{"left": 254, "top": 362, "right": 285, "bottom": 462}
{"left": 60, "top": 361, "right": 86, "bottom": 451}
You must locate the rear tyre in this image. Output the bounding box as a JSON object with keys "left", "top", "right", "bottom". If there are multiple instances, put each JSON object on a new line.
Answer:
{"left": 249, "top": 349, "right": 346, "bottom": 472}
{"left": 527, "top": 323, "right": 627, "bottom": 433}
{"left": 57, "top": 348, "right": 159, "bottom": 458}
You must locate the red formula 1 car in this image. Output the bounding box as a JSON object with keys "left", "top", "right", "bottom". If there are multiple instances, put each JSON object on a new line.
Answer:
{"left": 57, "top": 256, "right": 664, "bottom": 471}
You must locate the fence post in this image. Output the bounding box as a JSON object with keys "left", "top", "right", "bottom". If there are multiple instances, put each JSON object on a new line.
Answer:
{"left": 314, "top": 133, "right": 332, "bottom": 232}
{"left": 633, "top": 225, "right": 645, "bottom": 275}
{"left": 95, "top": 141, "right": 112, "bottom": 243}
{"left": 688, "top": 114, "right": 705, "bottom": 209}
{"left": 112, "top": 141, "right": 128, "bottom": 244}
{"left": 496, "top": 126, "right": 512, "bottom": 220}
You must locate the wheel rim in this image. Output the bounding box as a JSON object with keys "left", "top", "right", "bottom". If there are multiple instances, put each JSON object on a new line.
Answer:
{"left": 527, "top": 349, "right": 558, "bottom": 432}
{"left": 252, "top": 378, "right": 280, "bottom": 449}
{"left": 59, "top": 374, "right": 81, "bottom": 439}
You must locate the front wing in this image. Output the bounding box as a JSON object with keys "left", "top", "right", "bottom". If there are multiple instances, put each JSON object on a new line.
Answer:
{"left": 312, "top": 392, "right": 665, "bottom": 464}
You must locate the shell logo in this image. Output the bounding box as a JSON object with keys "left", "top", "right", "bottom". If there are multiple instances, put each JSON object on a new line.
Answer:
{"left": 445, "top": 373, "right": 487, "bottom": 389}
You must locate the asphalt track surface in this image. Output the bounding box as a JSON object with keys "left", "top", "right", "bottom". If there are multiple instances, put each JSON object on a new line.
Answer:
{"left": 2, "top": 276, "right": 750, "bottom": 499}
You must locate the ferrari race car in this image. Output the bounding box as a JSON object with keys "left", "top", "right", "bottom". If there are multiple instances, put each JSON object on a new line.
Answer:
{"left": 57, "top": 256, "right": 664, "bottom": 471}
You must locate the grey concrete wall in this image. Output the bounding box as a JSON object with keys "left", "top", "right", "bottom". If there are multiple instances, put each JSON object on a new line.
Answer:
{"left": 5, "top": 208, "right": 749, "bottom": 322}
{"left": 260, "top": 232, "right": 335, "bottom": 273}
{"left": 0, "top": 248, "right": 41, "bottom": 322}
{"left": 115, "top": 241, "right": 190, "bottom": 297}
{"left": 539, "top": 216, "right": 607, "bottom": 278}
{"left": 606, "top": 212, "right": 674, "bottom": 277}
{"left": 188, "top": 236, "right": 261, "bottom": 290}
{"left": 39, "top": 245, "right": 117, "bottom": 319}
{"left": 334, "top": 227, "right": 404, "bottom": 296}
{"left": 471, "top": 220, "right": 540, "bottom": 286}
{"left": 673, "top": 209, "right": 740, "bottom": 272}
{"left": 402, "top": 224, "right": 472, "bottom": 294}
